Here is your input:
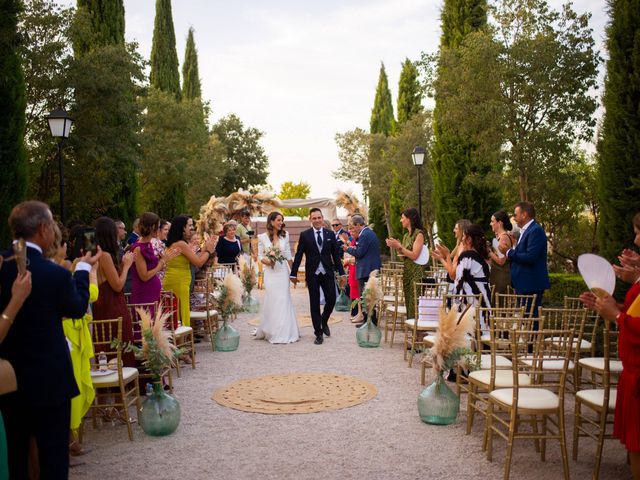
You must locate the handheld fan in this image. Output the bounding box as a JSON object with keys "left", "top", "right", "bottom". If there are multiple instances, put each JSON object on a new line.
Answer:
{"left": 577, "top": 253, "right": 615, "bottom": 298}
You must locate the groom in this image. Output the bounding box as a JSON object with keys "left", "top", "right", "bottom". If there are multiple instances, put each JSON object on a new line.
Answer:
{"left": 290, "top": 208, "right": 346, "bottom": 345}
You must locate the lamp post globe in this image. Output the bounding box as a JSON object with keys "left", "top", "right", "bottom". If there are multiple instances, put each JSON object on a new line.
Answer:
{"left": 46, "top": 107, "right": 74, "bottom": 225}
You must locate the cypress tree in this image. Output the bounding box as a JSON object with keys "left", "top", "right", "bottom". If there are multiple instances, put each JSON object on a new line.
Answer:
{"left": 0, "top": 0, "right": 27, "bottom": 244}
{"left": 430, "top": 0, "right": 500, "bottom": 247}
{"left": 182, "top": 27, "right": 202, "bottom": 101}
{"left": 150, "top": 0, "right": 181, "bottom": 100}
{"left": 75, "top": 0, "right": 124, "bottom": 54}
{"left": 369, "top": 63, "right": 396, "bottom": 247}
{"left": 397, "top": 58, "right": 422, "bottom": 125}
{"left": 597, "top": 0, "right": 640, "bottom": 261}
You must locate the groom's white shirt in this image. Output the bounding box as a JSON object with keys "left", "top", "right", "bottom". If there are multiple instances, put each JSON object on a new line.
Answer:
{"left": 313, "top": 227, "right": 326, "bottom": 275}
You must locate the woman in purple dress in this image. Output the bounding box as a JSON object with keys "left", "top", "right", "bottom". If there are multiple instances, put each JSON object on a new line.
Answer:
{"left": 131, "top": 212, "right": 178, "bottom": 307}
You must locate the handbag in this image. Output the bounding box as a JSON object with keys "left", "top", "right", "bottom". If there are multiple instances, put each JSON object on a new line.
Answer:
{"left": 0, "top": 358, "right": 17, "bottom": 396}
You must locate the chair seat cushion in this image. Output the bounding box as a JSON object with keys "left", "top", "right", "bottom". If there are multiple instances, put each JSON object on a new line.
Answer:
{"left": 383, "top": 295, "right": 395, "bottom": 302}
{"left": 175, "top": 325, "right": 194, "bottom": 336}
{"left": 576, "top": 388, "right": 617, "bottom": 411}
{"left": 386, "top": 305, "right": 407, "bottom": 315}
{"left": 490, "top": 388, "right": 559, "bottom": 410}
{"left": 545, "top": 336, "right": 592, "bottom": 351}
{"left": 520, "top": 355, "right": 574, "bottom": 371}
{"left": 480, "top": 354, "right": 512, "bottom": 370}
{"left": 578, "top": 357, "right": 623, "bottom": 373}
{"left": 469, "top": 369, "right": 531, "bottom": 388}
{"left": 92, "top": 367, "right": 138, "bottom": 386}
{"left": 190, "top": 309, "right": 218, "bottom": 320}
{"left": 405, "top": 318, "right": 439, "bottom": 330}
{"left": 423, "top": 334, "right": 437, "bottom": 346}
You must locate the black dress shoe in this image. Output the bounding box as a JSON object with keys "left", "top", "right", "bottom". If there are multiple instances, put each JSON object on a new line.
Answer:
{"left": 323, "top": 325, "right": 331, "bottom": 337}
{"left": 314, "top": 335, "right": 324, "bottom": 345}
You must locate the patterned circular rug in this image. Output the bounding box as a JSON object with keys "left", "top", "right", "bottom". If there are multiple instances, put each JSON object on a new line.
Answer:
{"left": 212, "top": 373, "right": 377, "bottom": 414}
{"left": 247, "top": 315, "right": 342, "bottom": 328}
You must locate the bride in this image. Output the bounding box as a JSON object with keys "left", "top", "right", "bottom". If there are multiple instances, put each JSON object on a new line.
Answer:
{"left": 255, "top": 211, "right": 300, "bottom": 343}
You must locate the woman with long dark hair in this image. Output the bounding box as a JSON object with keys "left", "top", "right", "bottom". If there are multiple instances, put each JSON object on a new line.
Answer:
{"left": 488, "top": 210, "right": 514, "bottom": 295}
{"left": 255, "top": 211, "right": 299, "bottom": 343}
{"left": 386, "top": 207, "right": 427, "bottom": 320}
{"left": 162, "top": 215, "right": 216, "bottom": 328}
{"left": 92, "top": 217, "right": 136, "bottom": 366}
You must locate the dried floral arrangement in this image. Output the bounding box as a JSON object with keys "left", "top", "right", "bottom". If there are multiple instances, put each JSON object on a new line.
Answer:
{"left": 196, "top": 195, "right": 228, "bottom": 237}
{"left": 426, "top": 305, "right": 479, "bottom": 373}
{"left": 216, "top": 272, "right": 245, "bottom": 320}
{"left": 335, "top": 190, "right": 364, "bottom": 216}
{"left": 352, "top": 270, "right": 383, "bottom": 316}
{"left": 226, "top": 189, "right": 282, "bottom": 217}
{"left": 238, "top": 256, "right": 256, "bottom": 295}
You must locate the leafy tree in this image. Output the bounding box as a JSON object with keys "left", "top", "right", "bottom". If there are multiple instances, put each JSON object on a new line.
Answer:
{"left": 211, "top": 114, "right": 269, "bottom": 195}
{"left": 150, "top": 0, "right": 181, "bottom": 100}
{"left": 397, "top": 58, "right": 423, "bottom": 125}
{"left": 18, "top": 0, "right": 74, "bottom": 207}
{"left": 0, "top": 0, "right": 27, "bottom": 244}
{"left": 597, "top": 0, "right": 640, "bottom": 261}
{"left": 278, "top": 181, "right": 311, "bottom": 219}
{"left": 74, "top": 0, "right": 124, "bottom": 55}
{"left": 427, "top": 0, "right": 497, "bottom": 247}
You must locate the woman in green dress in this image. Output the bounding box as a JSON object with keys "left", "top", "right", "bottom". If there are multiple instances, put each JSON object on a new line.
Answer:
{"left": 386, "top": 208, "right": 427, "bottom": 320}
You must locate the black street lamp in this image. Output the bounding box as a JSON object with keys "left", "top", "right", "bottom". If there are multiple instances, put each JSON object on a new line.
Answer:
{"left": 46, "top": 107, "right": 74, "bottom": 225}
{"left": 411, "top": 145, "right": 426, "bottom": 220}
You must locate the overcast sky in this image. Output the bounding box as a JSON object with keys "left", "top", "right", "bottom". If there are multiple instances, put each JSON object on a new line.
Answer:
{"left": 61, "top": 0, "right": 608, "bottom": 199}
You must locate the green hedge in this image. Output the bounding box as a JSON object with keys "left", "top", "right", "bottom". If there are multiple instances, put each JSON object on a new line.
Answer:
{"left": 543, "top": 273, "right": 587, "bottom": 307}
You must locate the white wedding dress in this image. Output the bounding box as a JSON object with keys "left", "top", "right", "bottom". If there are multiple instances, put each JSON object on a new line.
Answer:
{"left": 255, "top": 232, "right": 300, "bottom": 343}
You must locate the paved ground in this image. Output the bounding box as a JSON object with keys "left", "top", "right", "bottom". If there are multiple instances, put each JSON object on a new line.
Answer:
{"left": 71, "top": 287, "right": 632, "bottom": 480}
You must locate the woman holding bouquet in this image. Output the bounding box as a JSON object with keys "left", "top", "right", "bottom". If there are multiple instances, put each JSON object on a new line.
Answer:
{"left": 255, "top": 212, "right": 299, "bottom": 343}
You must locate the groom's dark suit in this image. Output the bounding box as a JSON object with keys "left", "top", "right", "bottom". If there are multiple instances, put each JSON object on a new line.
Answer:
{"left": 291, "top": 227, "right": 345, "bottom": 339}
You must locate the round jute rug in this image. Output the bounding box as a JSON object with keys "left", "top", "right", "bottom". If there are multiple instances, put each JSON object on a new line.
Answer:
{"left": 247, "top": 315, "right": 342, "bottom": 328}
{"left": 212, "top": 373, "right": 377, "bottom": 414}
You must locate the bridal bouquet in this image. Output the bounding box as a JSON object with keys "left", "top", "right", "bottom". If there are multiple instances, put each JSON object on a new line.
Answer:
{"left": 266, "top": 246, "right": 286, "bottom": 265}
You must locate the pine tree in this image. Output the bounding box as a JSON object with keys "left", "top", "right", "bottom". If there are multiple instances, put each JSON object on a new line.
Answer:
{"left": 75, "top": 0, "right": 124, "bottom": 54}
{"left": 370, "top": 63, "right": 396, "bottom": 136}
{"left": 150, "top": 0, "right": 181, "bottom": 100}
{"left": 0, "top": 0, "right": 27, "bottom": 244}
{"left": 430, "top": 0, "right": 500, "bottom": 246}
{"left": 597, "top": 0, "right": 640, "bottom": 261}
{"left": 182, "top": 27, "right": 201, "bottom": 101}
{"left": 397, "top": 58, "right": 422, "bottom": 125}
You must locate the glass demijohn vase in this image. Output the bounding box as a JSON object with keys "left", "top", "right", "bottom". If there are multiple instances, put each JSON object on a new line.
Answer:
{"left": 215, "top": 317, "right": 240, "bottom": 351}
{"left": 140, "top": 382, "right": 181, "bottom": 436}
{"left": 417, "top": 370, "right": 460, "bottom": 425}
{"left": 242, "top": 292, "right": 259, "bottom": 313}
{"left": 356, "top": 313, "right": 381, "bottom": 348}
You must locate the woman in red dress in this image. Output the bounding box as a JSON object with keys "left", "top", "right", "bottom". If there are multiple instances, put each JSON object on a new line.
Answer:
{"left": 581, "top": 212, "right": 640, "bottom": 479}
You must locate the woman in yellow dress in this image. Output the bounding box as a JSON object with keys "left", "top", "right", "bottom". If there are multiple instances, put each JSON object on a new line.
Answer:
{"left": 162, "top": 216, "right": 217, "bottom": 327}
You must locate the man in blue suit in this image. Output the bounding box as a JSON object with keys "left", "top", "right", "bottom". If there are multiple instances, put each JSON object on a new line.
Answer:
{"left": 0, "top": 201, "right": 100, "bottom": 479}
{"left": 342, "top": 214, "right": 382, "bottom": 326}
{"left": 504, "top": 201, "right": 550, "bottom": 320}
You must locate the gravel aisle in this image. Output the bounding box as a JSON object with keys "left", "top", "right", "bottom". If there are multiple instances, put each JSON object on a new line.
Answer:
{"left": 71, "top": 288, "right": 630, "bottom": 480}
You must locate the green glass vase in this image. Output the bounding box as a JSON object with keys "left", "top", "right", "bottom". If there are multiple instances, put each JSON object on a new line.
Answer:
{"left": 356, "top": 317, "right": 381, "bottom": 348}
{"left": 335, "top": 289, "right": 351, "bottom": 312}
{"left": 417, "top": 371, "right": 460, "bottom": 425}
{"left": 140, "top": 382, "right": 181, "bottom": 436}
{"left": 215, "top": 318, "right": 240, "bottom": 351}
{"left": 242, "top": 293, "right": 260, "bottom": 313}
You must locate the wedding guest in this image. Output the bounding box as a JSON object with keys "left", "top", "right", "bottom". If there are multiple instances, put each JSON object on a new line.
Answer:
{"left": 432, "top": 223, "right": 492, "bottom": 327}
{"left": 153, "top": 220, "right": 170, "bottom": 282}
{"left": 502, "top": 201, "right": 549, "bottom": 319}
{"left": 385, "top": 208, "right": 427, "bottom": 320}
{"left": 342, "top": 222, "right": 362, "bottom": 323}
{"left": 93, "top": 217, "right": 136, "bottom": 367}
{"left": 0, "top": 201, "right": 97, "bottom": 479}
{"left": 580, "top": 212, "right": 640, "bottom": 479}
{"left": 488, "top": 210, "right": 514, "bottom": 295}
{"left": 163, "top": 215, "right": 217, "bottom": 328}
{"left": 131, "top": 212, "right": 178, "bottom": 308}
{"left": 215, "top": 221, "right": 242, "bottom": 265}
{"left": 235, "top": 210, "right": 253, "bottom": 262}
{"left": 342, "top": 214, "right": 382, "bottom": 326}
{"left": 126, "top": 218, "right": 140, "bottom": 246}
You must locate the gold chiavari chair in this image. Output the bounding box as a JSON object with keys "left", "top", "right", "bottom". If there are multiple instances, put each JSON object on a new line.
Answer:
{"left": 486, "top": 326, "right": 575, "bottom": 480}
{"left": 380, "top": 267, "right": 403, "bottom": 343}
{"left": 90, "top": 317, "right": 141, "bottom": 441}
{"left": 577, "top": 320, "right": 622, "bottom": 389}
{"left": 572, "top": 320, "right": 618, "bottom": 480}
{"left": 494, "top": 292, "right": 538, "bottom": 318}
{"left": 160, "top": 290, "right": 195, "bottom": 377}
{"left": 404, "top": 282, "right": 448, "bottom": 367}
{"left": 563, "top": 296, "right": 601, "bottom": 358}
{"left": 466, "top": 315, "right": 535, "bottom": 438}
{"left": 191, "top": 274, "right": 219, "bottom": 345}
{"left": 124, "top": 297, "right": 173, "bottom": 393}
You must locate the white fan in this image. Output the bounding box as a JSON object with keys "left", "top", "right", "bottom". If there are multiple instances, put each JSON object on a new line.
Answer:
{"left": 413, "top": 245, "right": 430, "bottom": 265}
{"left": 577, "top": 253, "right": 616, "bottom": 298}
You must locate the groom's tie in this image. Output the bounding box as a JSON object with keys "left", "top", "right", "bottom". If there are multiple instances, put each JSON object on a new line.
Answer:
{"left": 316, "top": 230, "right": 323, "bottom": 249}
